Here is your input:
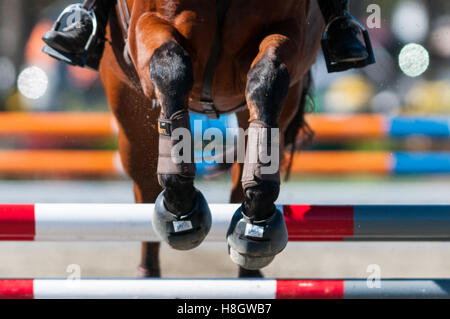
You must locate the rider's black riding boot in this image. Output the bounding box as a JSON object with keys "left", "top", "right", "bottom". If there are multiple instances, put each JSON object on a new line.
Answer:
{"left": 318, "top": 0, "right": 375, "bottom": 72}
{"left": 42, "top": 0, "right": 113, "bottom": 70}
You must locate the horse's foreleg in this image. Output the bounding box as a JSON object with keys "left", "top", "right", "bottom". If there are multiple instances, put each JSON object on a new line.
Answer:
{"left": 131, "top": 15, "right": 211, "bottom": 251}
{"left": 230, "top": 109, "right": 250, "bottom": 204}
{"left": 117, "top": 124, "right": 163, "bottom": 278}
{"left": 227, "top": 33, "right": 301, "bottom": 271}
{"left": 150, "top": 40, "right": 197, "bottom": 216}
{"left": 229, "top": 110, "right": 264, "bottom": 278}
{"left": 134, "top": 184, "right": 162, "bottom": 278}
{"left": 99, "top": 45, "right": 164, "bottom": 278}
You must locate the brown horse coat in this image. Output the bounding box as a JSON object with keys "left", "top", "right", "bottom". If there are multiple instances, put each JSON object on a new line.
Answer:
{"left": 99, "top": 0, "right": 324, "bottom": 277}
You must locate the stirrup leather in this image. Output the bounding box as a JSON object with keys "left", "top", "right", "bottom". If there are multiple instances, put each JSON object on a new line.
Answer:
{"left": 42, "top": 4, "right": 99, "bottom": 70}
{"left": 321, "top": 11, "right": 375, "bottom": 73}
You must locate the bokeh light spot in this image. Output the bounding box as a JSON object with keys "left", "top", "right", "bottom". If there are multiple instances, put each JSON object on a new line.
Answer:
{"left": 17, "top": 66, "right": 49, "bottom": 99}
{"left": 398, "top": 43, "right": 429, "bottom": 78}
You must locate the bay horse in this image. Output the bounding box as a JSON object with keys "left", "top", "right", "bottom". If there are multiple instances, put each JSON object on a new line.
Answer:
{"left": 99, "top": 0, "right": 324, "bottom": 277}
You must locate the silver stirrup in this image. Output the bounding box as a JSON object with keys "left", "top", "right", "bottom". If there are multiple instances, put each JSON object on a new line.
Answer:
{"left": 42, "top": 3, "right": 98, "bottom": 68}
{"left": 321, "top": 12, "right": 376, "bottom": 73}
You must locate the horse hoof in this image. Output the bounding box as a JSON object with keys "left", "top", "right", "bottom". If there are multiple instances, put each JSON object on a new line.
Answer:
{"left": 136, "top": 266, "right": 161, "bottom": 278}
{"left": 226, "top": 206, "right": 288, "bottom": 270}
{"left": 153, "top": 189, "right": 212, "bottom": 251}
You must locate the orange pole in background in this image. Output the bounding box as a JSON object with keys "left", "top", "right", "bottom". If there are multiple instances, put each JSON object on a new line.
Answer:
{"left": 289, "top": 151, "right": 391, "bottom": 174}
{"left": 306, "top": 114, "right": 385, "bottom": 139}
{"left": 0, "top": 150, "right": 392, "bottom": 176}
{"left": 3, "top": 113, "right": 449, "bottom": 140}
{"left": 0, "top": 150, "right": 119, "bottom": 176}
{"left": 0, "top": 113, "right": 115, "bottom": 137}
{"left": 0, "top": 113, "right": 386, "bottom": 138}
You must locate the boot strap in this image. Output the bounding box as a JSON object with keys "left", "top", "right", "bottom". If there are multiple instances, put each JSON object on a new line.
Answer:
{"left": 157, "top": 110, "right": 196, "bottom": 177}
{"left": 242, "top": 121, "right": 280, "bottom": 190}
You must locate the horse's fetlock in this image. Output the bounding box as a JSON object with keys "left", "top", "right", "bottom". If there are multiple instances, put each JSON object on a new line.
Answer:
{"left": 158, "top": 174, "right": 196, "bottom": 215}
{"left": 243, "top": 181, "right": 280, "bottom": 221}
{"left": 158, "top": 174, "right": 194, "bottom": 191}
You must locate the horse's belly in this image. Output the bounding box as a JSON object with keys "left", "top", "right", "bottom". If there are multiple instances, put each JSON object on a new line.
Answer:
{"left": 189, "top": 49, "right": 251, "bottom": 113}
{"left": 181, "top": 0, "right": 311, "bottom": 113}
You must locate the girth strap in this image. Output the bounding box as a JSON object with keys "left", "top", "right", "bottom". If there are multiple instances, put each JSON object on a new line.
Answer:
{"left": 117, "top": 0, "right": 130, "bottom": 38}
{"left": 200, "top": 0, "right": 230, "bottom": 119}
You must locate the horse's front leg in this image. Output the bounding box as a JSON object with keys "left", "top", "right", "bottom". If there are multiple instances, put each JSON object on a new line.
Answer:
{"left": 227, "top": 33, "right": 300, "bottom": 270}
{"left": 131, "top": 14, "right": 211, "bottom": 251}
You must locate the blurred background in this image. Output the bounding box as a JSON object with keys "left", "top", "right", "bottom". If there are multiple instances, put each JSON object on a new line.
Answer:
{"left": 1, "top": 0, "right": 449, "bottom": 113}
{"left": 0, "top": 0, "right": 449, "bottom": 279}
{"left": 0, "top": 0, "right": 448, "bottom": 163}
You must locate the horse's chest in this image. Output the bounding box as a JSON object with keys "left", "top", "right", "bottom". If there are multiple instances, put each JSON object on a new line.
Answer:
{"left": 157, "top": 1, "right": 306, "bottom": 112}
{"left": 173, "top": 1, "right": 302, "bottom": 54}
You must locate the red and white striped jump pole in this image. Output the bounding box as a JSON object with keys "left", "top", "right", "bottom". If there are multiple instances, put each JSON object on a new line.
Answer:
{"left": 1, "top": 204, "right": 450, "bottom": 241}
{"left": 0, "top": 279, "right": 449, "bottom": 299}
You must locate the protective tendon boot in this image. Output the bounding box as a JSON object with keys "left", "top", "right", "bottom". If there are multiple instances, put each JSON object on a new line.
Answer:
{"left": 227, "top": 121, "right": 288, "bottom": 270}
{"left": 318, "top": 0, "right": 375, "bottom": 72}
{"left": 153, "top": 110, "right": 212, "bottom": 250}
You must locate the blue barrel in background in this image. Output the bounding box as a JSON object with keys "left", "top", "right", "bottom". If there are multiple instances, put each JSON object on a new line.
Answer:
{"left": 389, "top": 116, "right": 450, "bottom": 138}
{"left": 190, "top": 112, "right": 239, "bottom": 178}
{"left": 393, "top": 152, "right": 450, "bottom": 174}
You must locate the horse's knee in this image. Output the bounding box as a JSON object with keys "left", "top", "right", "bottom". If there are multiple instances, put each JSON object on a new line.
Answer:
{"left": 243, "top": 181, "right": 280, "bottom": 221}
{"left": 150, "top": 41, "right": 193, "bottom": 116}
{"left": 246, "top": 54, "right": 290, "bottom": 125}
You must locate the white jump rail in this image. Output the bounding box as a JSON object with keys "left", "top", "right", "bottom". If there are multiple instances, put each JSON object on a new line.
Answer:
{"left": 1, "top": 204, "right": 450, "bottom": 241}
{"left": 0, "top": 279, "right": 449, "bottom": 299}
